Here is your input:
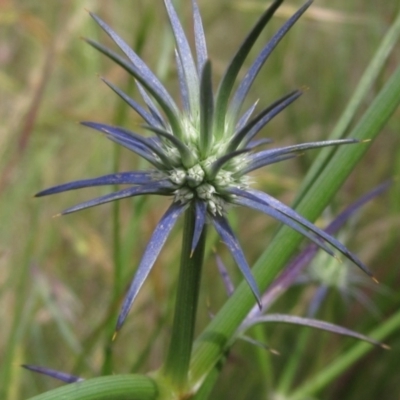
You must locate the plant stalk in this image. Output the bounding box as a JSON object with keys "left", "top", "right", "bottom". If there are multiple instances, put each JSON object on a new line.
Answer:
{"left": 27, "top": 374, "right": 158, "bottom": 400}
{"left": 163, "top": 204, "right": 207, "bottom": 390}
{"left": 189, "top": 62, "right": 400, "bottom": 389}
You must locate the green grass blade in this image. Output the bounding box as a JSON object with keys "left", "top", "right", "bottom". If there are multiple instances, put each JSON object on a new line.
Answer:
{"left": 293, "top": 7, "right": 400, "bottom": 206}
{"left": 0, "top": 209, "right": 39, "bottom": 400}
{"left": 27, "top": 374, "right": 158, "bottom": 400}
{"left": 189, "top": 63, "right": 400, "bottom": 390}
{"left": 287, "top": 309, "right": 400, "bottom": 400}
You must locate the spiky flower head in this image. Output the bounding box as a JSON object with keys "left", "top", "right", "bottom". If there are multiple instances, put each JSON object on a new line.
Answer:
{"left": 36, "top": 0, "right": 373, "bottom": 332}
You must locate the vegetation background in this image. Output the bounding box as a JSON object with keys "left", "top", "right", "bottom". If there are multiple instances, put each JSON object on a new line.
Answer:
{"left": 1, "top": 0, "right": 399, "bottom": 399}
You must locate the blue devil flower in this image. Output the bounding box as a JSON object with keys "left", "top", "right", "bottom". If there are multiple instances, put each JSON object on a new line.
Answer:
{"left": 36, "top": 0, "right": 374, "bottom": 332}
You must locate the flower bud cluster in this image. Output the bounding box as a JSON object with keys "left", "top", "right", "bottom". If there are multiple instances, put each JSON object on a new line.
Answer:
{"left": 169, "top": 158, "right": 247, "bottom": 215}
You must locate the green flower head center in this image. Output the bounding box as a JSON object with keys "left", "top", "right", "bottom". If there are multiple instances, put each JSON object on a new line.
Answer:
{"left": 164, "top": 115, "right": 250, "bottom": 215}
{"left": 170, "top": 162, "right": 244, "bottom": 215}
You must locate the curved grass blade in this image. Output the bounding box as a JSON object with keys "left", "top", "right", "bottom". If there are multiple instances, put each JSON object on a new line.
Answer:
{"left": 35, "top": 171, "right": 156, "bottom": 197}
{"left": 59, "top": 181, "right": 173, "bottom": 216}
{"left": 229, "top": 0, "right": 312, "bottom": 117}
{"left": 115, "top": 202, "right": 186, "bottom": 332}
{"left": 190, "top": 42, "right": 400, "bottom": 394}
{"left": 214, "top": 0, "right": 284, "bottom": 133}
{"left": 241, "top": 314, "right": 388, "bottom": 348}
{"left": 294, "top": 8, "right": 400, "bottom": 207}
{"left": 25, "top": 374, "right": 158, "bottom": 399}
{"left": 211, "top": 214, "right": 261, "bottom": 307}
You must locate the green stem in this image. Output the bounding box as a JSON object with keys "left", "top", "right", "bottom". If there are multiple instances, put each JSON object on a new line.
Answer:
{"left": 100, "top": 145, "right": 122, "bottom": 376}
{"left": 192, "top": 356, "right": 225, "bottom": 400}
{"left": 163, "top": 204, "right": 207, "bottom": 390}
{"left": 294, "top": 6, "right": 400, "bottom": 207}
{"left": 27, "top": 374, "right": 158, "bottom": 400}
{"left": 252, "top": 325, "right": 274, "bottom": 395}
{"left": 0, "top": 208, "right": 38, "bottom": 399}
{"left": 189, "top": 63, "right": 400, "bottom": 390}
{"left": 277, "top": 322, "right": 310, "bottom": 394}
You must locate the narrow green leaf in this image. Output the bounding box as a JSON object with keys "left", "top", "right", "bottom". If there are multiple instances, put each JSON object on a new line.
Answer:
{"left": 190, "top": 63, "right": 400, "bottom": 389}
{"left": 287, "top": 309, "right": 400, "bottom": 400}
{"left": 27, "top": 374, "right": 158, "bottom": 400}
{"left": 164, "top": 205, "right": 207, "bottom": 389}
{"left": 294, "top": 7, "right": 400, "bottom": 206}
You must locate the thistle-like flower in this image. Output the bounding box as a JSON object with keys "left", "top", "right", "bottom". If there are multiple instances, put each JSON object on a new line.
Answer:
{"left": 36, "top": 0, "right": 374, "bottom": 332}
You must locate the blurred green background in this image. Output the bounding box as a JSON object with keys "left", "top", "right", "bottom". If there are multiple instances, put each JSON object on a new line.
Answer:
{"left": 1, "top": 0, "right": 399, "bottom": 399}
